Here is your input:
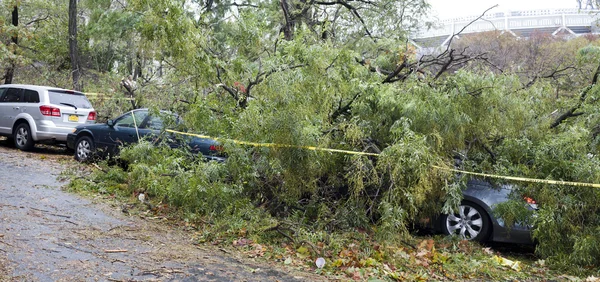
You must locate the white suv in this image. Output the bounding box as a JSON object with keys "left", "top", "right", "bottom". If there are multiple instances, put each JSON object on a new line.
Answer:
{"left": 0, "top": 84, "right": 96, "bottom": 151}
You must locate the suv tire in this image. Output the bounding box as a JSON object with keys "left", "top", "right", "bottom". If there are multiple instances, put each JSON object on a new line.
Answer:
{"left": 74, "top": 136, "right": 94, "bottom": 162}
{"left": 14, "top": 123, "right": 35, "bottom": 151}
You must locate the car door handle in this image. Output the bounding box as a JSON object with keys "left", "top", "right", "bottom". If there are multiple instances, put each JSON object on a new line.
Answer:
{"left": 12, "top": 107, "right": 19, "bottom": 110}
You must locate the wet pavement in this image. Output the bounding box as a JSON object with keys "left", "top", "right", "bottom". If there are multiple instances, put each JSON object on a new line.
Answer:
{"left": 0, "top": 142, "right": 320, "bottom": 281}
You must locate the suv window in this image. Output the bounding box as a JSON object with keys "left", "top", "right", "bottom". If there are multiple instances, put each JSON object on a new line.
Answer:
{"left": 24, "top": 90, "right": 40, "bottom": 103}
{"left": 0, "top": 88, "right": 23, "bottom": 103}
{"left": 115, "top": 111, "right": 148, "bottom": 128}
{"left": 48, "top": 90, "right": 92, "bottom": 109}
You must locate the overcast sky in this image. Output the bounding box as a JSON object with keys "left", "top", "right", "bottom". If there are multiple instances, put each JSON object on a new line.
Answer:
{"left": 427, "top": 0, "right": 577, "bottom": 19}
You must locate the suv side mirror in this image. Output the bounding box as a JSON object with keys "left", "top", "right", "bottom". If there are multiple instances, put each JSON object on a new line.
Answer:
{"left": 107, "top": 119, "right": 114, "bottom": 127}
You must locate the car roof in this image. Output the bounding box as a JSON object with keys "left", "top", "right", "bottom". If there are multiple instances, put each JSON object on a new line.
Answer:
{"left": 131, "top": 108, "right": 177, "bottom": 115}
{"left": 0, "top": 84, "right": 79, "bottom": 93}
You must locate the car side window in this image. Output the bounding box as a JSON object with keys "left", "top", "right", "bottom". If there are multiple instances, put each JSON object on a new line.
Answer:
{"left": 24, "top": 90, "right": 40, "bottom": 103}
{"left": 142, "top": 116, "right": 164, "bottom": 130}
{"left": 115, "top": 111, "right": 148, "bottom": 128}
{"left": 0, "top": 88, "right": 22, "bottom": 103}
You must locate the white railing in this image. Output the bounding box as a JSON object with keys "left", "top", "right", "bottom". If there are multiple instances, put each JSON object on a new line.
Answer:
{"left": 415, "top": 9, "right": 600, "bottom": 39}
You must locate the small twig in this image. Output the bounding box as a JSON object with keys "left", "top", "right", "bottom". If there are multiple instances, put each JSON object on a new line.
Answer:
{"left": 92, "top": 163, "right": 108, "bottom": 173}
{"left": 276, "top": 228, "right": 294, "bottom": 242}
{"left": 299, "top": 240, "right": 320, "bottom": 256}
{"left": 65, "top": 220, "right": 78, "bottom": 225}
{"left": 112, "top": 259, "right": 127, "bottom": 263}
{"left": 104, "top": 249, "right": 128, "bottom": 253}
{"left": 262, "top": 223, "right": 282, "bottom": 232}
{"left": 107, "top": 226, "right": 125, "bottom": 232}
{"left": 0, "top": 240, "right": 14, "bottom": 247}
{"left": 402, "top": 240, "right": 417, "bottom": 250}
{"left": 56, "top": 242, "right": 94, "bottom": 254}
{"left": 30, "top": 207, "right": 72, "bottom": 218}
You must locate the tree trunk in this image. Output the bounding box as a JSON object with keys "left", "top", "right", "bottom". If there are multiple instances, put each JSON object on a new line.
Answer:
{"left": 4, "top": 5, "right": 18, "bottom": 84}
{"left": 280, "top": 0, "right": 294, "bottom": 40}
{"left": 69, "top": 0, "right": 81, "bottom": 91}
{"left": 134, "top": 52, "right": 142, "bottom": 80}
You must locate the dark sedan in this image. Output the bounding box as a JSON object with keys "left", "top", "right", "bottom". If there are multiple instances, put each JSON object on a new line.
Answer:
{"left": 67, "top": 108, "right": 225, "bottom": 162}
{"left": 435, "top": 179, "right": 537, "bottom": 244}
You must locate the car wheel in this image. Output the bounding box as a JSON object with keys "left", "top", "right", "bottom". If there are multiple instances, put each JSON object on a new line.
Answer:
{"left": 441, "top": 201, "right": 491, "bottom": 242}
{"left": 74, "top": 136, "right": 95, "bottom": 162}
{"left": 13, "top": 123, "right": 35, "bottom": 151}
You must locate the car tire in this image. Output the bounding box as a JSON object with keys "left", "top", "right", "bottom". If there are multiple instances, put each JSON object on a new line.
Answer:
{"left": 74, "top": 136, "right": 95, "bottom": 162}
{"left": 441, "top": 201, "right": 491, "bottom": 242}
{"left": 13, "top": 123, "right": 35, "bottom": 151}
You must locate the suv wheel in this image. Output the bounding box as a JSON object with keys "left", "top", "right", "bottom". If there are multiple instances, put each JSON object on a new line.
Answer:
{"left": 14, "top": 123, "right": 35, "bottom": 151}
{"left": 75, "top": 136, "right": 94, "bottom": 162}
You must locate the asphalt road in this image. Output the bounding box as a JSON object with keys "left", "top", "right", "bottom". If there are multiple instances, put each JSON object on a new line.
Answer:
{"left": 0, "top": 142, "right": 319, "bottom": 281}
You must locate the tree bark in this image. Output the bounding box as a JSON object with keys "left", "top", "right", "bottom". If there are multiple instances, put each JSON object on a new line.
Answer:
{"left": 4, "top": 5, "right": 18, "bottom": 84}
{"left": 69, "top": 0, "right": 81, "bottom": 91}
{"left": 280, "top": 0, "right": 294, "bottom": 40}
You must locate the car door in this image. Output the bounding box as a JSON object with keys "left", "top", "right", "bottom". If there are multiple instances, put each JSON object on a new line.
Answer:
{"left": 0, "top": 88, "right": 24, "bottom": 135}
{"left": 97, "top": 110, "right": 150, "bottom": 153}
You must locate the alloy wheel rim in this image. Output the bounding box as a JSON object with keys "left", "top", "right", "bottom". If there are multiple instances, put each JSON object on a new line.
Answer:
{"left": 446, "top": 205, "right": 483, "bottom": 240}
{"left": 16, "top": 127, "right": 28, "bottom": 146}
{"left": 77, "top": 140, "right": 90, "bottom": 160}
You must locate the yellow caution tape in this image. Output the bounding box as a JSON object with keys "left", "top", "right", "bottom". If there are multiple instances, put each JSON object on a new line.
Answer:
{"left": 85, "top": 92, "right": 134, "bottom": 100}
{"left": 431, "top": 165, "right": 600, "bottom": 188}
{"left": 164, "top": 129, "right": 600, "bottom": 188}
{"left": 164, "top": 129, "right": 379, "bottom": 157}
{"left": 87, "top": 97, "right": 134, "bottom": 100}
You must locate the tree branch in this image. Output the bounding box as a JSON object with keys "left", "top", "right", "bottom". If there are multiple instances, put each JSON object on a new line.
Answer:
{"left": 315, "top": 0, "right": 374, "bottom": 40}
{"left": 216, "top": 66, "right": 238, "bottom": 101}
{"left": 246, "top": 64, "right": 306, "bottom": 97}
{"left": 550, "top": 63, "right": 600, "bottom": 128}
{"left": 231, "top": 2, "right": 259, "bottom": 8}
{"left": 444, "top": 5, "right": 498, "bottom": 51}
{"left": 331, "top": 92, "right": 361, "bottom": 121}
{"left": 382, "top": 60, "right": 408, "bottom": 83}
{"left": 25, "top": 15, "right": 49, "bottom": 26}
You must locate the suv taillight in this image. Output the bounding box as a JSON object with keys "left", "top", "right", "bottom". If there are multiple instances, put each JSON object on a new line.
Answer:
{"left": 39, "top": 105, "right": 61, "bottom": 117}
{"left": 87, "top": 111, "right": 96, "bottom": 121}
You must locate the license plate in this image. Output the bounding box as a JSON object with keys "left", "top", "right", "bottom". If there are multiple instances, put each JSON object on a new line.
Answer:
{"left": 68, "top": 115, "right": 79, "bottom": 122}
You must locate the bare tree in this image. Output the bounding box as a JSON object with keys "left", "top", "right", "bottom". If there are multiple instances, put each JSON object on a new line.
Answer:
{"left": 4, "top": 5, "right": 18, "bottom": 84}
{"left": 69, "top": 0, "right": 81, "bottom": 91}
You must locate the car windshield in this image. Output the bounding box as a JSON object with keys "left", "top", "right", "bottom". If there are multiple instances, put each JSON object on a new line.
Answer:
{"left": 49, "top": 90, "right": 92, "bottom": 109}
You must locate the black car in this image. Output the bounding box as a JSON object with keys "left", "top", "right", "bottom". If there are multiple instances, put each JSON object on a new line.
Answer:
{"left": 436, "top": 179, "right": 537, "bottom": 244}
{"left": 67, "top": 108, "right": 225, "bottom": 162}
